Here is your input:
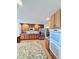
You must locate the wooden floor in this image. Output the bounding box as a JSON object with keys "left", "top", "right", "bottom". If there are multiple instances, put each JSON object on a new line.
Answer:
{"left": 48, "top": 49, "right": 57, "bottom": 59}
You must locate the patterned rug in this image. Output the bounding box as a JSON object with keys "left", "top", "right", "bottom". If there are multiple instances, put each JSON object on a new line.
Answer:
{"left": 17, "top": 41, "right": 48, "bottom": 59}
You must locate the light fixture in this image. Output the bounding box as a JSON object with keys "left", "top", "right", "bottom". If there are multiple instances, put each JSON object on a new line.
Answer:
{"left": 22, "top": 24, "right": 29, "bottom": 30}
{"left": 46, "top": 17, "right": 50, "bottom": 21}
{"left": 17, "top": 0, "right": 23, "bottom": 7}
{"left": 35, "top": 24, "right": 39, "bottom": 29}
{"left": 46, "top": 12, "right": 51, "bottom": 21}
{"left": 46, "top": 26, "right": 49, "bottom": 28}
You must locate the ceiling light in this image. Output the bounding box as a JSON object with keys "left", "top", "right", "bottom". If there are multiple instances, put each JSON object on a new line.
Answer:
{"left": 46, "top": 17, "right": 50, "bottom": 21}
{"left": 46, "top": 12, "right": 51, "bottom": 21}
{"left": 17, "top": 0, "right": 23, "bottom": 7}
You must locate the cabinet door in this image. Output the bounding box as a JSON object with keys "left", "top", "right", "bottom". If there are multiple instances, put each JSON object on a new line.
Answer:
{"left": 54, "top": 9, "right": 61, "bottom": 28}
{"left": 50, "top": 15, "right": 55, "bottom": 28}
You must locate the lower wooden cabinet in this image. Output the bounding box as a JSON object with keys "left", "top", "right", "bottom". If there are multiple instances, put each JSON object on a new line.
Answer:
{"left": 20, "top": 34, "right": 39, "bottom": 40}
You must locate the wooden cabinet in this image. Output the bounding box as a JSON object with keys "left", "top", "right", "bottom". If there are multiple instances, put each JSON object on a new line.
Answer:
{"left": 54, "top": 9, "right": 61, "bottom": 28}
{"left": 21, "top": 23, "right": 29, "bottom": 33}
{"left": 20, "top": 34, "right": 39, "bottom": 40}
{"left": 49, "top": 9, "right": 61, "bottom": 29}
{"left": 20, "top": 23, "right": 44, "bottom": 33}
{"left": 50, "top": 15, "right": 55, "bottom": 28}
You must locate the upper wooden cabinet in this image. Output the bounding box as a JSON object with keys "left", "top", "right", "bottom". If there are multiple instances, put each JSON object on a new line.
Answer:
{"left": 20, "top": 23, "right": 44, "bottom": 33}
{"left": 49, "top": 9, "right": 61, "bottom": 29}
{"left": 54, "top": 9, "right": 61, "bottom": 28}
{"left": 49, "top": 15, "right": 55, "bottom": 28}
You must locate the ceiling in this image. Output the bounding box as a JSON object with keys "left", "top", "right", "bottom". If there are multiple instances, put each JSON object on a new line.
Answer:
{"left": 17, "top": 0, "right": 61, "bottom": 24}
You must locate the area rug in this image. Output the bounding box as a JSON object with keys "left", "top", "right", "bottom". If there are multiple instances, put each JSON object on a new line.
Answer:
{"left": 17, "top": 41, "right": 48, "bottom": 59}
